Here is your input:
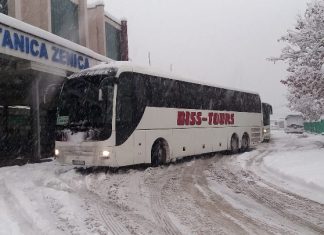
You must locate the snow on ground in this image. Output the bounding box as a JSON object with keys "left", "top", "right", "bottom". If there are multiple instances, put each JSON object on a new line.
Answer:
{"left": 0, "top": 130, "right": 324, "bottom": 234}
{"left": 238, "top": 130, "right": 324, "bottom": 204}
{"left": 264, "top": 148, "right": 324, "bottom": 203}
{"left": 0, "top": 163, "right": 109, "bottom": 235}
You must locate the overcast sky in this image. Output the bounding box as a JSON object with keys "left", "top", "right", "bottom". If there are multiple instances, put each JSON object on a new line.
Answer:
{"left": 104, "top": 0, "right": 310, "bottom": 118}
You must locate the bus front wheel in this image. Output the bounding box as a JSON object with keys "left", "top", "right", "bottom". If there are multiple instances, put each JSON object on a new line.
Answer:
{"left": 151, "top": 139, "right": 167, "bottom": 167}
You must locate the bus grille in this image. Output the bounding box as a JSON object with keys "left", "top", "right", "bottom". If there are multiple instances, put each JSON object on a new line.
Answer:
{"left": 251, "top": 132, "right": 261, "bottom": 138}
{"left": 251, "top": 128, "right": 260, "bottom": 133}
{"left": 60, "top": 146, "right": 96, "bottom": 157}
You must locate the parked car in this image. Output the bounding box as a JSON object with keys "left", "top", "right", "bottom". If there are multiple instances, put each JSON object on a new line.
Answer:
{"left": 285, "top": 115, "right": 304, "bottom": 134}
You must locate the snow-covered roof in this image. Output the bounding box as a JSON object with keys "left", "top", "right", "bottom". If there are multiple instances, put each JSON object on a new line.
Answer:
{"left": 87, "top": 0, "right": 122, "bottom": 25}
{"left": 104, "top": 12, "right": 122, "bottom": 25}
{"left": 87, "top": 0, "right": 104, "bottom": 8}
{"left": 0, "top": 13, "right": 111, "bottom": 63}
{"left": 70, "top": 61, "right": 260, "bottom": 95}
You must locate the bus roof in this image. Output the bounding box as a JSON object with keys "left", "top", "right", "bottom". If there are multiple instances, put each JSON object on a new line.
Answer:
{"left": 69, "top": 61, "right": 260, "bottom": 96}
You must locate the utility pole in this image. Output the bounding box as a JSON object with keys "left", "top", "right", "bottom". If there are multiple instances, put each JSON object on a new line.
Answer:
{"left": 148, "top": 52, "right": 151, "bottom": 66}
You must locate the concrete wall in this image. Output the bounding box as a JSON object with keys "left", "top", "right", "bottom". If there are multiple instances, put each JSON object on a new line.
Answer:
{"left": 78, "top": 0, "right": 89, "bottom": 47}
{"left": 87, "top": 4, "right": 105, "bottom": 55}
{"left": 7, "top": 0, "right": 20, "bottom": 19}
{"left": 7, "top": 0, "right": 89, "bottom": 47}
{"left": 20, "top": 0, "right": 51, "bottom": 31}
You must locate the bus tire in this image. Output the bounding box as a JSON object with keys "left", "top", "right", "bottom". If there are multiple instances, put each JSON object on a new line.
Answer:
{"left": 241, "top": 133, "right": 250, "bottom": 152}
{"left": 230, "top": 134, "right": 239, "bottom": 154}
{"left": 151, "top": 139, "right": 167, "bottom": 167}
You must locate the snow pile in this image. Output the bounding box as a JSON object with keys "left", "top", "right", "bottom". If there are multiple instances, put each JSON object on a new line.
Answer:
{"left": 255, "top": 131, "right": 324, "bottom": 204}
{"left": 264, "top": 150, "right": 324, "bottom": 194}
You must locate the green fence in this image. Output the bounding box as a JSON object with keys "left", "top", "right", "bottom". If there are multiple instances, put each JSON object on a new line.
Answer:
{"left": 304, "top": 120, "right": 324, "bottom": 134}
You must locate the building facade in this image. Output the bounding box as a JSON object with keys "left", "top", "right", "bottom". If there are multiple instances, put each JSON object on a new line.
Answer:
{"left": 0, "top": 0, "right": 128, "bottom": 59}
{"left": 0, "top": 0, "right": 128, "bottom": 165}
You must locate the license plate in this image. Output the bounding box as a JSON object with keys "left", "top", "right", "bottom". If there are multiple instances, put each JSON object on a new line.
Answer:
{"left": 72, "top": 160, "right": 85, "bottom": 165}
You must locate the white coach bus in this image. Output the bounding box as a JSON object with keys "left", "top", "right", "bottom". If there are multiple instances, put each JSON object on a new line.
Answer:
{"left": 55, "top": 62, "right": 262, "bottom": 167}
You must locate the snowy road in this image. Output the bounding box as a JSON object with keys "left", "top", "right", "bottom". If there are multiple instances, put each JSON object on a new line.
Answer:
{"left": 1, "top": 131, "right": 324, "bottom": 234}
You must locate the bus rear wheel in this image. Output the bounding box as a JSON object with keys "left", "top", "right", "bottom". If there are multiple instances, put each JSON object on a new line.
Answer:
{"left": 151, "top": 139, "right": 167, "bottom": 167}
{"left": 230, "top": 134, "right": 239, "bottom": 154}
{"left": 241, "top": 133, "right": 250, "bottom": 152}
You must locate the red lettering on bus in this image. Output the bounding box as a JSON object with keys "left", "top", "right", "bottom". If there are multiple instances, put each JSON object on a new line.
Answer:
{"left": 190, "top": 112, "right": 196, "bottom": 125}
{"left": 208, "top": 113, "right": 213, "bottom": 125}
{"left": 213, "top": 113, "right": 219, "bottom": 125}
{"left": 177, "top": 111, "right": 185, "bottom": 125}
{"left": 185, "top": 111, "right": 190, "bottom": 125}
{"left": 219, "top": 113, "right": 225, "bottom": 125}
{"left": 225, "top": 113, "right": 231, "bottom": 125}
{"left": 230, "top": 113, "right": 235, "bottom": 124}
{"left": 196, "top": 112, "right": 202, "bottom": 125}
{"left": 178, "top": 111, "right": 235, "bottom": 126}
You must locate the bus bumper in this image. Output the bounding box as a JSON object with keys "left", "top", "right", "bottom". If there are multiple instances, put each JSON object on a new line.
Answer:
{"left": 55, "top": 146, "right": 118, "bottom": 167}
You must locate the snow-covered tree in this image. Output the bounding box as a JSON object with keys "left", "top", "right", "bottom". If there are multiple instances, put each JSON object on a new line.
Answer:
{"left": 269, "top": 0, "right": 324, "bottom": 120}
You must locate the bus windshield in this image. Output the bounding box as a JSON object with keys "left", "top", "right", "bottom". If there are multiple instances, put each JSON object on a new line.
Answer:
{"left": 262, "top": 103, "right": 272, "bottom": 126}
{"left": 56, "top": 76, "right": 114, "bottom": 141}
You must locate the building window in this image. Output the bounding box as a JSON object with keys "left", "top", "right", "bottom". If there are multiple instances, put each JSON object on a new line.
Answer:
{"left": 51, "top": 0, "right": 79, "bottom": 44}
{"left": 0, "top": 0, "right": 8, "bottom": 15}
{"left": 105, "top": 22, "right": 121, "bottom": 60}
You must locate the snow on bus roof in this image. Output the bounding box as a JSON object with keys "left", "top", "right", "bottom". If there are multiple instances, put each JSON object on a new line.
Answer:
{"left": 71, "top": 61, "right": 260, "bottom": 96}
{"left": 0, "top": 13, "right": 111, "bottom": 63}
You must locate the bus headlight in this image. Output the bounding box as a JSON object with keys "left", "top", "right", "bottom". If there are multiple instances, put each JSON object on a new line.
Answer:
{"left": 102, "top": 150, "right": 110, "bottom": 157}
{"left": 55, "top": 149, "right": 60, "bottom": 156}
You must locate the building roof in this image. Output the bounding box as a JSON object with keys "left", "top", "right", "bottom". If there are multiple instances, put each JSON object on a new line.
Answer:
{"left": 87, "top": 0, "right": 122, "bottom": 24}
{"left": 87, "top": 0, "right": 104, "bottom": 8}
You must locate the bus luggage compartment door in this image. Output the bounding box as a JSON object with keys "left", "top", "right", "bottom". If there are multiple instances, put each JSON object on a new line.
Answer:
{"left": 134, "top": 130, "right": 146, "bottom": 164}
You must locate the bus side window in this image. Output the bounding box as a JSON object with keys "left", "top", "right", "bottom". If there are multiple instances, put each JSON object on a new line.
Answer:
{"left": 144, "top": 75, "right": 153, "bottom": 105}
{"left": 150, "top": 75, "right": 162, "bottom": 107}
{"left": 116, "top": 72, "right": 147, "bottom": 145}
{"left": 164, "top": 79, "right": 180, "bottom": 107}
{"left": 179, "top": 82, "right": 195, "bottom": 109}
{"left": 116, "top": 73, "right": 135, "bottom": 128}
{"left": 134, "top": 73, "right": 147, "bottom": 111}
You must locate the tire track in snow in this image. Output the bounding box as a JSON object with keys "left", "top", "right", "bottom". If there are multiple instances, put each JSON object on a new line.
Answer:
{"left": 94, "top": 200, "right": 129, "bottom": 235}
{"left": 145, "top": 169, "right": 182, "bottom": 235}
{"left": 178, "top": 157, "right": 280, "bottom": 235}
{"left": 56, "top": 171, "right": 131, "bottom": 235}
{"left": 83, "top": 176, "right": 131, "bottom": 235}
{"left": 243, "top": 150, "right": 324, "bottom": 234}
{"left": 210, "top": 152, "right": 324, "bottom": 234}
{"left": 0, "top": 180, "right": 42, "bottom": 235}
